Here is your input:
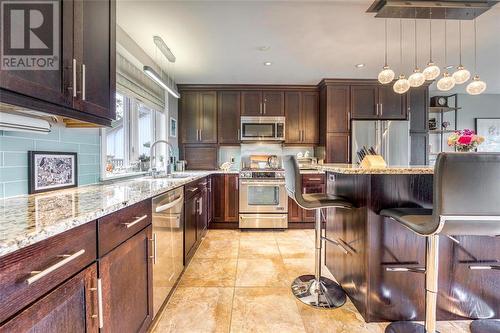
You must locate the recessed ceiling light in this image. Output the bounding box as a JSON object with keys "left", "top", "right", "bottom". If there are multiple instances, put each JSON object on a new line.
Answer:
{"left": 258, "top": 46, "right": 270, "bottom": 51}
{"left": 264, "top": 62, "right": 272, "bottom": 66}
{"left": 355, "top": 63, "right": 366, "bottom": 69}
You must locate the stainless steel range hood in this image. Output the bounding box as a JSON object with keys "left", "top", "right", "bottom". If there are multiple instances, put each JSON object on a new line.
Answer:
{"left": 367, "top": 1, "right": 499, "bottom": 20}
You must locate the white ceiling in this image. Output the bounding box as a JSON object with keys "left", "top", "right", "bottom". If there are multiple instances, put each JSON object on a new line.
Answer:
{"left": 117, "top": 0, "right": 500, "bottom": 93}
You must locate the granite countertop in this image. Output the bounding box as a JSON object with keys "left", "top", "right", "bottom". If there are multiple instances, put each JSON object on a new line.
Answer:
{"left": 0, "top": 170, "right": 237, "bottom": 257}
{"left": 317, "top": 164, "right": 434, "bottom": 175}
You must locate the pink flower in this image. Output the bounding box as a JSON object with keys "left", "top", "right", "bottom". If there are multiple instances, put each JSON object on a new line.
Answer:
{"left": 458, "top": 135, "right": 472, "bottom": 145}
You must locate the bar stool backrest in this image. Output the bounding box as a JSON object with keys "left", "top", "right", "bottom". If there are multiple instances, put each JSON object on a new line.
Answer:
{"left": 434, "top": 152, "right": 500, "bottom": 236}
{"left": 283, "top": 155, "right": 308, "bottom": 209}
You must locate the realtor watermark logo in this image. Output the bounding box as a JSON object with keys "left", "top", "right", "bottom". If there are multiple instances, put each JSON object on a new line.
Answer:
{"left": 1, "top": 0, "right": 59, "bottom": 70}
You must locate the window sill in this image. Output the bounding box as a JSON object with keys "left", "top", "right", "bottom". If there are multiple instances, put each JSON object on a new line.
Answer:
{"left": 101, "top": 171, "right": 149, "bottom": 182}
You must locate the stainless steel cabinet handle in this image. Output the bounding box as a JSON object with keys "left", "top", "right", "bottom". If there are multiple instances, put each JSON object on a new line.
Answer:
{"left": 380, "top": 103, "right": 383, "bottom": 116}
{"left": 198, "top": 197, "right": 203, "bottom": 215}
{"left": 260, "top": 103, "right": 263, "bottom": 114}
{"left": 376, "top": 103, "right": 379, "bottom": 116}
{"left": 81, "top": 64, "right": 86, "bottom": 100}
{"left": 469, "top": 265, "right": 500, "bottom": 270}
{"left": 307, "top": 178, "right": 322, "bottom": 181}
{"left": 237, "top": 129, "right": 240, "bottom": 140}
{"left": 122, "top": 215, "right": 148, "bottom": 228}
{"left": 72, "top": 59, "right": 77, "bottom": 97}
{"left": 149, "top": 233, "right": 157, "bottom": 264}
{"left": 187, "top": 187, "right": 198, "bottom": 192}
{"left": 26, "top": 249, "right": 85, "bottom": 285}
{"left": 97, "top": 278, "right": 103, "bottom": 328}
{"left": 155, "top": 196, "right": 183, "bottom": 213}
{"left": 263, "top": 101, "right": 266, "bottom": 114}
{"left": 347, "top": 111, "right": 351, "bottom": 131}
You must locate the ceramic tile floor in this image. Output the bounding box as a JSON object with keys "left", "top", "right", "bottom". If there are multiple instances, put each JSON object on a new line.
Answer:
{"left": 152, "top": 229, "right": 472, "bottom": 333}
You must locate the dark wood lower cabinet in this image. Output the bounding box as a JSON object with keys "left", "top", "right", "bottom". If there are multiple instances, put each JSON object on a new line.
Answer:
{"left": 288, "top": 174, "right": 325, "bottom": 223}
{"left": 212, "top": 174, "right": 239, "bottom": 224}
{"left": 0, "top": 263, "right": 98, "bottom": 332}
{"left": 99, "top": 226, "right": 153, "bottom": 333}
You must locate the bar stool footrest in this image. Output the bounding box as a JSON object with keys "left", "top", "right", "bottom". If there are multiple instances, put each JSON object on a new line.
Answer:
{"left": 291, "top": 275, "right": 346, "bottom": 309}
{"left": 470, "top": 319, "right": 500, "bottom": 333}
{"left": 385, "top": 322, "right": 439, "bottom": 333}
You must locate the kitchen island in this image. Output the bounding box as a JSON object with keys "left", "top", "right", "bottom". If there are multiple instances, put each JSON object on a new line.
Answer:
{"left": 319, "top": 164, "right": 500, "bottom": 323}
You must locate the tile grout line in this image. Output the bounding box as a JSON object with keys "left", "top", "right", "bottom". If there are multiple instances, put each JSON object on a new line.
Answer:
{"left": 228, "top": 230, "right": 240, "bottom": 333}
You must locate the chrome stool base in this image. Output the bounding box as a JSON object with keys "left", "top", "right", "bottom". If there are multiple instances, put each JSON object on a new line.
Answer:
{"left": 385, "top": 322, "right": 440, "bottom": 333}
{"left": 291, "top": 274, "right": 346, "bottom": 309}
{"left": 470, "top": 320, "right": 500, "bottom": 333}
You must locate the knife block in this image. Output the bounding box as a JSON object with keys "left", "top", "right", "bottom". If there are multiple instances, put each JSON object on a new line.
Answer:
{"left": 360, "top": 155, "right": 387, "bottom": 169}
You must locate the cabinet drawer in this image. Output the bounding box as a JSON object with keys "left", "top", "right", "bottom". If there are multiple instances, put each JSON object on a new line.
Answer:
{"left": 184, "top": 178, "right": 207, "bottom": 200}
{"left": 98, "top": 199, "right": 152, "bottom": 257}
{"left": 0, "top": 221, "right": 97, "bottom": 323}
{"left": 302, "top": 174, "right": 325, "bottom": 184}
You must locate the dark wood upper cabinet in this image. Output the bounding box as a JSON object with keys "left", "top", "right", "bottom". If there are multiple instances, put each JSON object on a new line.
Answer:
{"left": 75, "top": 0, "right": 115, "bottom": 120}
{"left": 218, "top": 91, "right": 241, "bottom": 144}
{"left": 241, "top": 91, "right": 262, "bottom": 116}
{"left": 99, "top": 226, "right": 153, "bottom": 333}
{"left": 378, "top": 85, "right": 407, "bottom": 119}
{"left": 0, "top": 0, "right": 115, "bottom": 126}
{"left": 0, "top": 264, "right": 99, "bottom": 333}
{"left": 350, "top": 85, "right": 378, "bottom": 119}
{"left": 285, "top": 92, "right": 301, "bottom": 143}
{"left": 262, "top": 91, "right": 284, "bottom": 116}
{"left": 285, "top": 91, "right": 319, "bottom": 144}
{"left": 326, "top": 85, "right": 350, "bottom": 133}
{"left": 302, "top": 91, "right": 319, "bottom": 144}
{"left": 182, "top": 145, "right": 218, "bottom": 170}
{"left": 326, "top": 133, "right": 350, "bottom": 163}
{"left": 180, "top": 91, "right": 217, "bottom": 144}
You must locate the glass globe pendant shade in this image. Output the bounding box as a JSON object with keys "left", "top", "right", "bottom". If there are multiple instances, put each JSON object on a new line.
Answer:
{"left": 408, "top": 68, "right": 425, "bottom": 88}
{"left": 423, "top": 62, "right": 441, "bottom": 81}
{"left": 378, "top": 66, "right": 396, "bottom": 84}
{"left": 437, "top": 72, "right": 456, "bottom": 91}
{"left": 393, "top": 75, "right": 410, "bottom": 94}
{"left": 452, "top": 66, "right": 471, "bottom": 84}
{"left": 466, "top": 75, "right": 487, "bottom": 95}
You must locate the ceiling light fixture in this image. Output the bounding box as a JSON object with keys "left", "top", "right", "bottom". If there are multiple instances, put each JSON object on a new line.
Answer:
{"left": 393, "top": 19, "right": 410, "bottom": 94}
{"left": 378, "top": 19, "right": 395, "bottom": 84}
{"left": 264, "top": 61, "right": 272, "bottom": 66}
{"left": 437, "top": 15, "right": 456, "bottom": 91}
{"left": 467, "top": 17, "right": 487, "bottom": 95}
{"left": 143, "top": 65, "right": 180, "bottom": 99}
{"left": 423, "top": 10, "right": 441, "bottom": 81}
{"left": 452, "top": 21, "right": 471, "bottom": 84}
{"left": 408, "top": 15, "right": 425, "bottom": 88}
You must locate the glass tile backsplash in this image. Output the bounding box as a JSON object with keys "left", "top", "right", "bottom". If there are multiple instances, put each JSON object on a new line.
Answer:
{"left": 0, "top": 124, "right": 101, "bottom": 198}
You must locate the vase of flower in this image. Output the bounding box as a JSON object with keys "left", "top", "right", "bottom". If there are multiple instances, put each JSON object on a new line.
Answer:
{"left": 447, "top": 129, "right": 485, "bottom": 152}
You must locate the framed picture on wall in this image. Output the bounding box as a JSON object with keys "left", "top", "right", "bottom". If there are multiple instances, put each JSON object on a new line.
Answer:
{"left": 475, "top": 118, "right": 500, "bottom": 152}
{"left": 28, "top": 151, "right": 78, "bottom": 194}
{"left": 170, "top": 117, "right": 177, "bottom": 138}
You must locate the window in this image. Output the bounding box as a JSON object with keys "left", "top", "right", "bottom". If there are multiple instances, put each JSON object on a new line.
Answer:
{"left": 101, "top": 92, "right": 166, "bottom": 179}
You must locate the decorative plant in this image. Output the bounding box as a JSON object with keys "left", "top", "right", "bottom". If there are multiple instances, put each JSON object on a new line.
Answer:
{"left": 447, "top": 129, "right": 485, "bottom": 152}
{"left": 138, "top": 154, "right": 150, "bottom": 162}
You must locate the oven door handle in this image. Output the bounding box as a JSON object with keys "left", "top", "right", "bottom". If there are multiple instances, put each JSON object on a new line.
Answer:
{"left": 240, "top": 181, "right": 285, "bottom": 186}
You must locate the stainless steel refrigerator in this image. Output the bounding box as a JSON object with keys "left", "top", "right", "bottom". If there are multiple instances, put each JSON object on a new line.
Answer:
{"left": 351, "top": 120, "right": 410, "bottom": 166}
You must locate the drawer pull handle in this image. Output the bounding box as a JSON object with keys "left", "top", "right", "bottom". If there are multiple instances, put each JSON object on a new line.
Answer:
{"left": 90, "top": 278, "right": 103, "bottom": 328}
{"left": 469, "top": 265, "right": 500, "bottom": 270}
{"left": 187, "top": 187, "right": 198, "bottom": 192}
{"left": 123, "top": 215, "right": 148, "bottom": 228}
{"left": 26, "top": 249, "right": 85, "bottom": 285}
{"left": 150, "top": 233, "right": 157, "bottom": 265}
{"left": 307, "top": 178, "right": 322, "bottom": 181}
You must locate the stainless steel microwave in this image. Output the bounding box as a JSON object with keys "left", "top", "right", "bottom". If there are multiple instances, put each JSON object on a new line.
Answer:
{"left": 240, "top": 116, "right": 285, "bottom": 141}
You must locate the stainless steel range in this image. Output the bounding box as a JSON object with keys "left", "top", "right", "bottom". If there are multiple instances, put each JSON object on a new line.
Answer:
{"left": 239, "top": 155, "right": 288, "bottom": 229}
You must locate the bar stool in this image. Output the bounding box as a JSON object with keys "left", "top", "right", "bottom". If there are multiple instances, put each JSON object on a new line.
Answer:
{"left": 283, "top": 155, "right": 353, "bottom": 308}
{"left": 380, "top": 152, "right": 500, "bottom": 333}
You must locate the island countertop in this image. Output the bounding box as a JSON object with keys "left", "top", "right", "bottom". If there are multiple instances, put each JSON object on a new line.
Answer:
{"left": 0, "top": 170, "right": 238, "bottom": 257}
{"left": 316, "top": 163, "right": 434, "bottom": 175}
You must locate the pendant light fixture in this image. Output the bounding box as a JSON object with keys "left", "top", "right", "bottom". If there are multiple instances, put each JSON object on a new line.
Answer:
{"left": 423, "top": 10, "right": 441, "bottom": 81}
{"left": 378, "top": 19, "right": 395, "bottom": 84}
{"left": 467, "top": 18, "right": 487, "bottom": 95}
{"left": 452, "top": 21, "right": 471, "bottom": 84}
{"left": 408, "top": 15, "right": 425, "bottom": 87}
{"left": 394, "top": 19, "right": 410, "bottom": 94}
{"left": 437, "top": 16, "right": 456, "bottom": 91}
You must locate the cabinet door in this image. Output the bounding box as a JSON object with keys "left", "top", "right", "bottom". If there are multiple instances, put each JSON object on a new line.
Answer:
{"left": 183, "top": 145, "right": 218, "bottom": 170}
{"left": 288, "top": 197, "right": 303, "bottom": 222}
{"left": 0, "top": 0, "right": 73, "bottom": 108}
{"left": 378, "top": 85, "right": 407, "bottom": 120}
{"left": 0, "top": 264, "right": 99, "bottom": 332}
{"left": 197, "top": 187, "right": 208, "bottom": 240}
{"left": 224, "top": 175, "right": 239, "bottom": 222}
{"left": 100, "top": 226, "right": 153, "bottom": 333}
{"left": 241, "top": 91, "right": 263, "bottom": 116}
{"left": 302, "top": 91, "right": 319, "bottom": 144}
{"left": 218, "top": 91, "right": 241, "bottom": 143}
{"left": 303, "top": 183, "right": 326, "bottom": 222}
{"left": 75, "top": 0, "right": 114, "bottom": 119}
{"left": 212, "top": 175, "right": 225, "bottom": 222}
{"left": 408, "top": 86, "right": 428, "bottom": 132}
{"left": 285, "top": 91, "right": 301, "bottom": 144}
{"left": 184, "top": 195, "right": 198, "bottom": 261}
{"left": 326, "top": 85, "right": 350, "bottom": 133}
{"left": 351, "top": 85, "right": 378, "bottom": 119}
{"left": 207, "top": 177, "right": 213, "bottom": 225}
{"left": 199, "top": 91, "right": 217, "bottom": 143}
{"left": 180, "top": 92, "right": 200, "bottom": 143}
{"left": 263, "top": 91, "right": 284, "bottom": 116}
{"left": 326, "top": 133, "right": 350, "bottom": 163}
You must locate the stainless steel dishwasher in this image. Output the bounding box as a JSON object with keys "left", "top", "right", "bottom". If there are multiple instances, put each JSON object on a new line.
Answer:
{"left": 151, "top": 187, "right": 184, "bottom": 318}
